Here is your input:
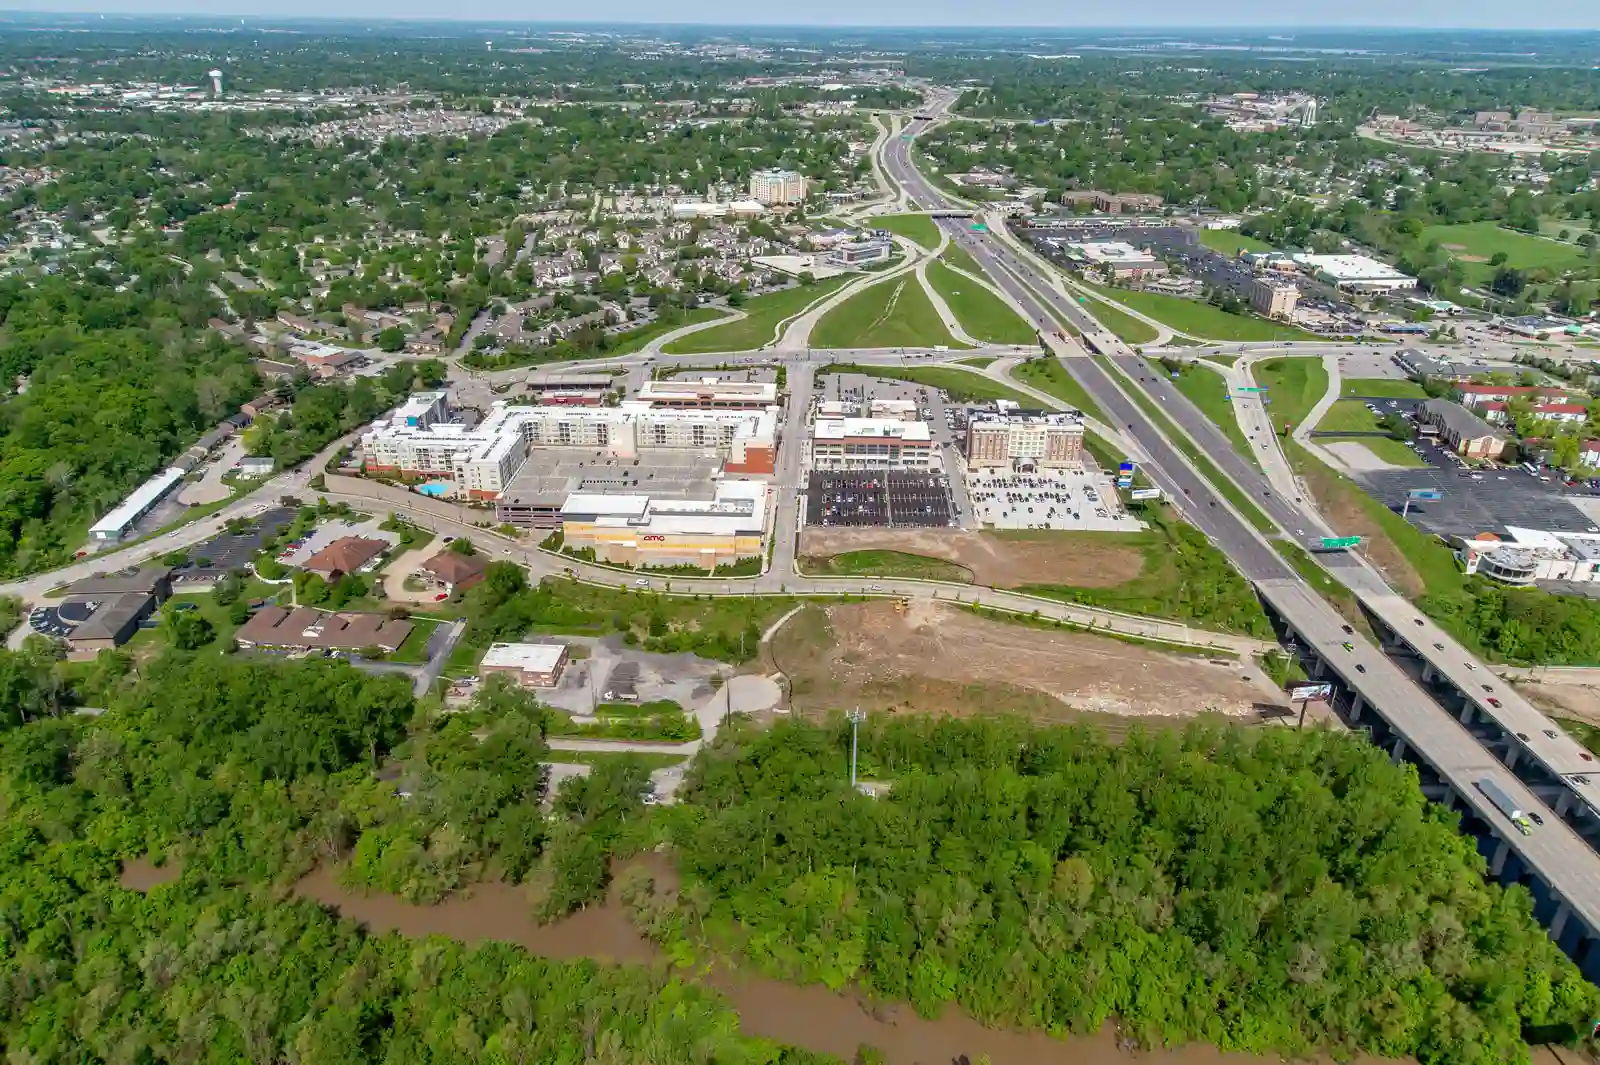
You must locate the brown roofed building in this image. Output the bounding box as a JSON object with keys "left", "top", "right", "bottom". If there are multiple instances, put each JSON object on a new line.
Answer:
{"left": 301, "top": 537, "right": 388, "bottom": 581}
{"left": 417, "top": 549, "right": 488, "bottom": 593}
{"left": 235, "top": 607, "right": 413, "bottom": 654}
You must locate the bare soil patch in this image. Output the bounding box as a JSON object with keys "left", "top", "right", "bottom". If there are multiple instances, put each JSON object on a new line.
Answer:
{"left": 799, "top": 526, "right": 1146, "bottom": 589}
{"left": 770, "top": 600, "right": 1284, "bottom": 723}
{"left": 119, "top": 857, "right": 182, "bottom": 891}
{"left": 1324, "top": 440, "right": 1408, "bottom": 473}
{"left": 1515, "top": 679, "right": 1600, "bottom": 725}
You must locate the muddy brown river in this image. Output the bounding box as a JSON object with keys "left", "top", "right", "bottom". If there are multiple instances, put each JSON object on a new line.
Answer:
{"left": 121, "top": 858, "right": 1588, "bottom": 1065}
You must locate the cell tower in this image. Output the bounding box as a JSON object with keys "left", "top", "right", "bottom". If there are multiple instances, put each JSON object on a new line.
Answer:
{"left": 209, "top": 69, "right": 224, "bottom": 96}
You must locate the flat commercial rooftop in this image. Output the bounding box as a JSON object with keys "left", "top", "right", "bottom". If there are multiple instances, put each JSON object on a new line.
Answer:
{"left": 495, "top": 448, "right": 724, "bottom": 510}
{"left": 89, "top": 467, "right": 185, "bottom": 537}
{"left": 482, "top": 642, "right": 567, "bottom": 673}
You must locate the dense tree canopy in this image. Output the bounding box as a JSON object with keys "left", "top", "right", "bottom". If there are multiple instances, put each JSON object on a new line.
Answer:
{"left": 660, "top": 716, "right": 1600, "bottom": 1065}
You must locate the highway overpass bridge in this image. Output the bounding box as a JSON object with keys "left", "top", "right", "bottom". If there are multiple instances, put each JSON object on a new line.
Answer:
{"left": 1355, "top": 590, "right": 1600, "bottom": 829}
{"left": 1258, "top": 578, "right": 1600, "bottom": 978}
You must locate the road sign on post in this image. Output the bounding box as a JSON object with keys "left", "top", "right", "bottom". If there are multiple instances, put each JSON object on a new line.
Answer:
{"left": 1320, "top": 536, "right": 1362, "bottom": 550}
{"left": 1402, "top": 488, "right": 1442, "bottom": 519}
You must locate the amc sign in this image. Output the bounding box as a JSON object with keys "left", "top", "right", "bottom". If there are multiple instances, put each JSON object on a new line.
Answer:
{"left": 641, "top": 534, "right": 666, "bottom": 542}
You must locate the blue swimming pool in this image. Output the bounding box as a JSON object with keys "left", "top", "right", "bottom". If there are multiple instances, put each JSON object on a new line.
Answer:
{"left": 418, "top": 481, "right": 450, "bottom": 497}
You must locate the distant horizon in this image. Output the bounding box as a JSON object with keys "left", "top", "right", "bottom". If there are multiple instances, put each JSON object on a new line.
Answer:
{"left": 0, "top": 7, "right": 1596, "bottom": 32}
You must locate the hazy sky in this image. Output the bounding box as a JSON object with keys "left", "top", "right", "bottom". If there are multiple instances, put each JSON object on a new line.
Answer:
{"left": 2, "top": 0, "right": 1597, "bottom": 29}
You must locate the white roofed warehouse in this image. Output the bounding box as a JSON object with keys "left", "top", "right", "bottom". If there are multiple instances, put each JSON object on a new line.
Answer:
{"left": 1293, "top": 254, "right": 1417, "bottom": 293}
{"left": 560, "top": 479, "right": 769, "bottom": 571}
{"left": 89, "top": 468, "right": 186, "bottom": 541}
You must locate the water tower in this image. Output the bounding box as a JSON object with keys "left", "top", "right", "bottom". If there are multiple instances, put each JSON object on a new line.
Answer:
{"left": 209, "top": 69, "right": 224, "bottom": 96}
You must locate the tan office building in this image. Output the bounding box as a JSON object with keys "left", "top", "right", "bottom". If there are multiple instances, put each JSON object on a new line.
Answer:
{"left": 1250, "top": 278, "right": 1300, "bottom": 319}
{"left": 965, "top": 411, "right": 1085, "bottom": 470}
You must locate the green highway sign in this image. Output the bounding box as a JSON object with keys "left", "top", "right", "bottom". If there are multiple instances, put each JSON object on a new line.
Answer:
{"left": 1238, "top": 386, "right": 1265, "bottom": 393}
{"left": 1320, "top": 536, "right": 1362, "bottom": 549}
{"left": 969, "top": 223, "right": 987, "bottom": 231}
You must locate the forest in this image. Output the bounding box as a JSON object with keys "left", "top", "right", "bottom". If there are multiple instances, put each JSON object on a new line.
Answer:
{"left": 3, "top": 625, "right": 1598, "bottom": 1065}
{"left": 1423, "top": 576, "right": 1600, "bottom": 666}
{"left": 0, "top": 635, "right": 821, "bottom": 1065}
{"left": 0, "top": 246, "right": 259, "bottom": 576}
{"left": 652, "top": 717, "right": 1599, "bottom": 1065}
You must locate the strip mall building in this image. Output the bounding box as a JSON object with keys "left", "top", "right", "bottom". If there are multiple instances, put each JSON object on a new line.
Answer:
{"left": 558, "top": 480, "right": 769, "bottom": 568}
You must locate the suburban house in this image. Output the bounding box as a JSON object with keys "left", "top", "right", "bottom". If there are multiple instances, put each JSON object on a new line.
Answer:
{"left": 300, "top": 537, "right": 388, "bottom": 581}
{"left": 416, "top": 549, "right": 488, "bottom": 594}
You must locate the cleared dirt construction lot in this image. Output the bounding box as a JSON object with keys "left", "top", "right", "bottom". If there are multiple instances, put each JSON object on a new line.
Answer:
{"left": 770, "top": 600, "right": 1280, "bottom": 722}
{"left": 799, "top": 527, "right": 1145, "bottom": 588}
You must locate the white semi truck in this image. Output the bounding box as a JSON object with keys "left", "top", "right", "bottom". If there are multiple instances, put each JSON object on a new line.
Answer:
{"left": 1476, "top": 778, "right": 1534, "bottom": 836}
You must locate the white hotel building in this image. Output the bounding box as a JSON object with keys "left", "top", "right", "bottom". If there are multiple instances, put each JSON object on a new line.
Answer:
{"left": 361, "top": 395, "right": 778, "bottom": 498}
{"left": 810, "top": 418, "right": 935, "bottom": 471}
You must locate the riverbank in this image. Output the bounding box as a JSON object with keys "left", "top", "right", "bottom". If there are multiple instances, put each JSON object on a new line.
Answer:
{"left": 117, "top": 855, "right": 1463, "bottom": 1065}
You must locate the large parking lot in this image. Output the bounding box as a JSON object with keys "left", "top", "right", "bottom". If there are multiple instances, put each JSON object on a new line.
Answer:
{"left": 815, "top": 371, "right": 976, "bottom": 526}
{"left": 171, "top": 506, "right": 296, "bottom": 581}
{"left": 1360, "top": 446, "right": 1600, "bottom": 537}
{"left": 966, "top": 467, "right": 1142, "bottom": 531}
{"left": 1324, "top": 401, "right": 1600, "bottom": 537}
{"left": 805, "top": 470, "right": 955, "bottom": 527}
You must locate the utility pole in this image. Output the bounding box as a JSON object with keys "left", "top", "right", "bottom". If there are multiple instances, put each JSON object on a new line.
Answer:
{"left": 848, "top": 706, "right": 866, "bottom": 789}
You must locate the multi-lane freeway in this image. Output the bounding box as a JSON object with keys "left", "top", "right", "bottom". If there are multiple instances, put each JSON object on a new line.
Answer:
{"left": 883, "top": 89, "right": 1600, "bottom": 964}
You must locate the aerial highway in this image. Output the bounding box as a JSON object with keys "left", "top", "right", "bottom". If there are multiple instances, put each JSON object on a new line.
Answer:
{"left": 885, "top": 90, "right": 1600, "bottom": 788}
{"left": 883, "top": 88, "right": 1600, "bottom": 964}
